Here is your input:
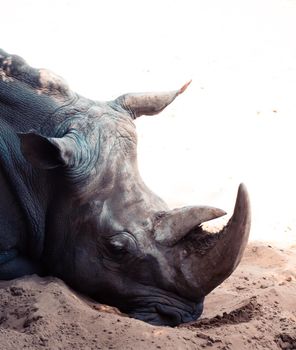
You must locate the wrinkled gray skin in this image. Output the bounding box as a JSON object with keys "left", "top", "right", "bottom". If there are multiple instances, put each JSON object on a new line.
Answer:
{"left": 0, "top": 49, "right": 251, "bottom": 326}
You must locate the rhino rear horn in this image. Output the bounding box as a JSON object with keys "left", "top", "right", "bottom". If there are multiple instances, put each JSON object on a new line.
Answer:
{"left": 154, "top": 205, "right": 226, "bottom": 246}
{"left": 113, "top": 81, "right": 191, "bottom": 119}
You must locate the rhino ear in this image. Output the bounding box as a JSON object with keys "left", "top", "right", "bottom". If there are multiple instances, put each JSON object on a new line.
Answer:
{"left": 18, "top": 132, "right": 75, "bottom": 169}
{"left": 113, "top": 81, "right": 191, "bottom": 119}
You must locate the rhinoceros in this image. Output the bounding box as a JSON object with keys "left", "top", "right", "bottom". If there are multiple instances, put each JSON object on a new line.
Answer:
{"left": 0, "top": 49, "right": 251, "bottom": 326}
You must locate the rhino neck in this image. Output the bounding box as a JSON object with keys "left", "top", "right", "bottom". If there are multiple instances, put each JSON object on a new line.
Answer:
{"left": 0, "top": 120, "right": 52, "bottom": 260}
{"left": 0, "top": 50, "right": 77, "bottom": 133}
{"left": 0, "top": 80, "right": 60, "bottom": 132}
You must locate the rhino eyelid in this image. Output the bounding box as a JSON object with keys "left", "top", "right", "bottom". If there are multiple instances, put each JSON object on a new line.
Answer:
{"left": 112, "top": 230, "right": 133, "bottom": 238}
{"left": 112, "top": 231, "right": 138, "bottom": 250}
{"left": 110, "top": 231, "right": 133, "bottom": 243}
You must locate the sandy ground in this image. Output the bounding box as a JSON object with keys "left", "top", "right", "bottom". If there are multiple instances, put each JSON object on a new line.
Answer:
{"left": 0, "top": 243, "right": 295, "bottom": 350}
{"left": 1, "top": 0, "right": 296, "bottom": 349}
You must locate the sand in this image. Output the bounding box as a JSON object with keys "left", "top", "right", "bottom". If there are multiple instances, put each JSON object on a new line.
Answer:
{"left": 0, "top": 242, "right": 295, "bottom": 350}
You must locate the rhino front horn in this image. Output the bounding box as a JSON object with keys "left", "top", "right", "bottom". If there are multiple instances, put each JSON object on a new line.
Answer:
{"left": 177, "top": 183, "right": 251, "bottom": 300}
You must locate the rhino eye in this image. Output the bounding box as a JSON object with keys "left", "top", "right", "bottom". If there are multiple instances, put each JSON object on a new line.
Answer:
{"left": 108, "top": 232, "right": 138, "bottom": 256}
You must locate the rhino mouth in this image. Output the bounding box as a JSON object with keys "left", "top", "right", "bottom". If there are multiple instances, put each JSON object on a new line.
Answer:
{"left": 120, "top": 289, "right": 204, "bottom": 326}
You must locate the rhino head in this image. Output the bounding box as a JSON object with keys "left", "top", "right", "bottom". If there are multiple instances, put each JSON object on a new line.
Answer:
{"left": 1, "top": 50, "right": 250, "bottom": 326}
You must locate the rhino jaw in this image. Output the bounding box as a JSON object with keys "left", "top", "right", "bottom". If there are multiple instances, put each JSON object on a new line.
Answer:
{"left": 170, "top": 183, "right": 251, "bottom": 301}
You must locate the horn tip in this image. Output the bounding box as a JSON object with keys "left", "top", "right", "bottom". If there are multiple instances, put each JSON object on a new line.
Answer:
{"left": 234, "top": 183, "right": 251, "bottom": 232}
{"left": 178, "top": 80, "right": 192, "bottom": 95}
{"left": 237, "top": 183, "right": 250, "bottom": 206}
